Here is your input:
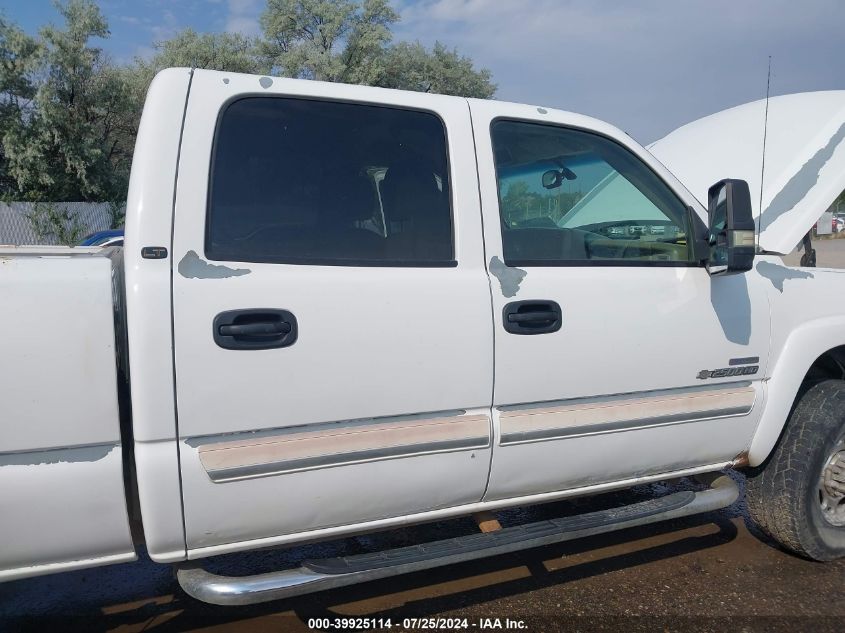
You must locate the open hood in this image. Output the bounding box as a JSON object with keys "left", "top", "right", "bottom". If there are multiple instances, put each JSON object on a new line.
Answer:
{"left": 649, "top": 91, "right": 845, "bottom": 255}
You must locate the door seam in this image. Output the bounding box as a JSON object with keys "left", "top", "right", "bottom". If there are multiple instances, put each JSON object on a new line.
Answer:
{"left": 467, "top": 98, "right": 498, "bottom": 501}
{"left": 169, "top": 67, "right": 195, "bottom": 555}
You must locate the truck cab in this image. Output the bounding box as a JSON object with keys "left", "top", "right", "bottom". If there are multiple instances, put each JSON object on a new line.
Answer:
{"left": 3, "top": 70, "right": 845, "bottom": 600}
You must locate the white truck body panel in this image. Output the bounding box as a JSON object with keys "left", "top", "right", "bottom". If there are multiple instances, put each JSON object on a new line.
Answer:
{"left": 185, "top": 460, "right": 728, "bottom": 559}
{"left": 4, "top": 69, "right": 845, "bottom": 583}
{"left": 0, "top": 248, "right": 135, "bottom": 580}
{"left": 160, "top": 72, "right": 780, "bottom": 557}
{"left": 649, "top": 91, "right": 845, "bottom": 254}
{"left": 124, "top": 67, "right": 192, "bottom": 562}
{"left": 747, "top": 257, "right": 845, "bottom": 465}
{"left": 467, "top": 98, "right": 770, "bottom": 498}
{"left": 171, "top": 70, "right": 494, "bottom": 550}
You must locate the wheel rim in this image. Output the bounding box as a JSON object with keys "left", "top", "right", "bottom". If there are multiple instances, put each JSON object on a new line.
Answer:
{"left": 819, "top": 440, "right": 845, "bottom": 527}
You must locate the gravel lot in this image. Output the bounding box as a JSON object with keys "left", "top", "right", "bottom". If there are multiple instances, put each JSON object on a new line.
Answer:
{"left": 781, "top": 235, "right": 845, "bottom": 268}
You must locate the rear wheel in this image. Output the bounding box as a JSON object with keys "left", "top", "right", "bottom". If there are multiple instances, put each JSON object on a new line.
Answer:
{"left": 745, "top": 379, "right": 845, "bottom": 560}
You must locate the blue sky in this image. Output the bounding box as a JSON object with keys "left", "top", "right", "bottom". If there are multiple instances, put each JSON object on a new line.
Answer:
{"left": 2, "top": 0, "right": 255, "bottom": 60}
{"left": 3, "top": 0, "right": 844, "bottom": 143}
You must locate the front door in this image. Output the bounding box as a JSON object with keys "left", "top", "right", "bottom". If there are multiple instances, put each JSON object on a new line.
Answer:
{"left": 172, "top": 73, "right": 493, "bottom": 552}
{"left": 469, "top": 100, "right": 771, "bottom": 501}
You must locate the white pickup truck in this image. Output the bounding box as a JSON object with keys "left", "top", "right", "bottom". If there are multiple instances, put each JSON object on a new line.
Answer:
{"left": 3, "top": 69, "right": 845, "bottom": 606}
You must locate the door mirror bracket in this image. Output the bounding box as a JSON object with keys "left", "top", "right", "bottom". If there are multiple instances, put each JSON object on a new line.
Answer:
{"left": 706, "top": 179, "right": 756, "bottom": 276}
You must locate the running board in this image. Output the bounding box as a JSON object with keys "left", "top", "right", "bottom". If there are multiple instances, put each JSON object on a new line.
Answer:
{"left": 177, "top": 474, "right": 738, "bottom": 606}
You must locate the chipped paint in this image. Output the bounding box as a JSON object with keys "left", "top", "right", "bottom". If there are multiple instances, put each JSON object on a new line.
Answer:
{"left": 178, "top": 250, "right": 251, "bottom": 279}
{"left": 760, "top": 121, "right": 845, "bottom": 228}
{"left": 489, "top": 256, "right": 526, "bottom": 298}
{"left": 0, "top": 444, "right": 116, "bottom": 467}
{"left": 537, "top": 107, "right": 548, "bottom": 114}
{"left": 259, "top": 76, "right": 273, "bottom": 89}
{"left": 223, "top": 78, "right": 230, "bottom": 84}
{"left": 756, "top": 260, "right": 814, "bottom": 293}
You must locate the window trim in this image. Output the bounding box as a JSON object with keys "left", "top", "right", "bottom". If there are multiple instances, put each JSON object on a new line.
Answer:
{"left": 501, "top": 258, "right": 702, "bottom": 268}
{"left": 489, "top": 117, "right": 708, "bottom": 268}
{"left": 204, "top": 94, "right": 457, "bottom": 268}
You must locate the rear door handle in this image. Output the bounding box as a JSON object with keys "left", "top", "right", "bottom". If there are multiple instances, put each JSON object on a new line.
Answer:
{"left": 214, "top": 309, "right": 298, "bottom": 350}
{"left": 503, "top": 300, "right": 562, "bottom": 335}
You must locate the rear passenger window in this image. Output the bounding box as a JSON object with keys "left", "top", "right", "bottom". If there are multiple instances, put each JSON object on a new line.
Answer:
{"left": 206, "top": 97, "right": 454, "bottom": 266}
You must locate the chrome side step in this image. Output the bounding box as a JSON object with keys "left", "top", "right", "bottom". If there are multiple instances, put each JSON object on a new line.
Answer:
{"left": 176, "top": 475, "right": 738, "bottom": 606}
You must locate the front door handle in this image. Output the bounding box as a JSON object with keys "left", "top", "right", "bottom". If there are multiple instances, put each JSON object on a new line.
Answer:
{"left": 213, "top": 309, "right": 298, "bottom": 350}
{"left": 503, "top": 300, "right": 562, "bottom": 335}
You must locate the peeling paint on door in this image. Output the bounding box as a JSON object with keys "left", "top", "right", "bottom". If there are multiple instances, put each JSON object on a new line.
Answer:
{"left": 178, "top": 250, "right": 251, "bottom": 279}
{"left": 489, "top": 256, "right": 526, "bottom": 298}
{"left": 0, "top": 443, "right": 116, "bottom": 467}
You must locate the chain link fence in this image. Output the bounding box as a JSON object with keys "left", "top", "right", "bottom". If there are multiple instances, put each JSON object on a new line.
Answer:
{"left": 0, "top": 202, "right": 122, "bottom": 246}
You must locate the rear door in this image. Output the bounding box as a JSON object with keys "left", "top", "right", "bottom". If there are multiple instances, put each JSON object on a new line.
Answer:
{"left": 469, "top": 99, "right": 771, "bottom": 501}
{"left": 172, "top": 72, "right": 493, "bottom": 553}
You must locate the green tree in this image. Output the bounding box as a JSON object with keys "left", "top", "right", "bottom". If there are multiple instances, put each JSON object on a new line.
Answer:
{"left": 1, "top": 0, "right": 135, "bottom": 202}
{"left": 0, "top": 17, "right": 40, "bottom": 196}
{"left": 260, "top": 0, "right": 397, "bottom": 84}
{"left": 0, "top": 0, "right": 496, "bottom": 205}
{"left": 24, "top": 201, "right": 85, "bottom": 244}
{"left": 124, "top": 28, "right": 270, "bottom": 143}
{"left": 378, "top": 41, "right": 495, "bottom": 98}
{"left": 259, "top": 0, "right": 495, "bottom": 97}
{"left": 136, "top": 28, "right": 267, "bottom": 81}
{"left": 501, "top": 179, "right": 583, "bottom": 224}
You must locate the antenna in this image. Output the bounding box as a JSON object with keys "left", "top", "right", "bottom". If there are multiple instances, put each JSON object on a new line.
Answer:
{"left": 757, "top": 56, "right": 772, "bottom": 247}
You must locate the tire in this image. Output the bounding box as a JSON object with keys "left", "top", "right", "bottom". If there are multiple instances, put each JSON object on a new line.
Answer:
{"left": 745, "top": 379, "right": 845, "bottom": 561}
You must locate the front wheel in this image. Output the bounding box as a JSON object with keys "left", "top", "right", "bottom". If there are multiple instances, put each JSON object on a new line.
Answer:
{"left": 745, "top": 379, "right": 845, "bottom": 560}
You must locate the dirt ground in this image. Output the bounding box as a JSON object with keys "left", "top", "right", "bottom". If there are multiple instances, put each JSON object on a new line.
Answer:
{"left": 2, "top": 471, "right": 844, "bottom": 632}
{"left": 781, "top": 234, "right": 845, "bottom": 268}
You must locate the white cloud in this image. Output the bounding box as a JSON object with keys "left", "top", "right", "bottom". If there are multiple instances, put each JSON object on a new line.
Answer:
{"left": 394, "top": 0, "right": 845, "bottom": 142}
{"left": 150, "top": 10, "right": 179, "bottom": 42}
{"left": 229, "top": 0, "right": 259, "bottom": 13}
{"left": 118, "top": 15, "right": 142, "bottom": 26}
{"left": 225, "top": 0, "right": 261, "bottom": 35}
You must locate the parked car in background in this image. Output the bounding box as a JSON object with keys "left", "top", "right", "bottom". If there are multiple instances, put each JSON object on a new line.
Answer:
{"left": 833, "top": 213, "right": 845, "bottom": 233}
{"left": 79, "top": 229, "right": 124, "bottom": 247}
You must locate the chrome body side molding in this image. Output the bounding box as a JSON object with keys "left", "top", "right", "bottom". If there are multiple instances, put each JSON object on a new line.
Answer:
{"left": 499, "top": 383, "right": 756, "bottom": 445}
{"left": 197, "top": 413, "right": 491, "bottom": 483}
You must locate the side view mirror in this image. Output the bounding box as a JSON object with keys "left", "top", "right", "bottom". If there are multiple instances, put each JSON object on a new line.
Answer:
{"left": 706, "top": 179, "right": 756, "bottom": 275}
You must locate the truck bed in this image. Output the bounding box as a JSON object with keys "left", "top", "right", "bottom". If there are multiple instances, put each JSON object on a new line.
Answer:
{"left": 0, "top": 246, "right": 135, "bottom": 581}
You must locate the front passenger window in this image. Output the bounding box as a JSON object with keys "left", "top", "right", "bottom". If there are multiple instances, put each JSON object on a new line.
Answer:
{"left": 491, "top": 120, "right": 694, "bottom": 265}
